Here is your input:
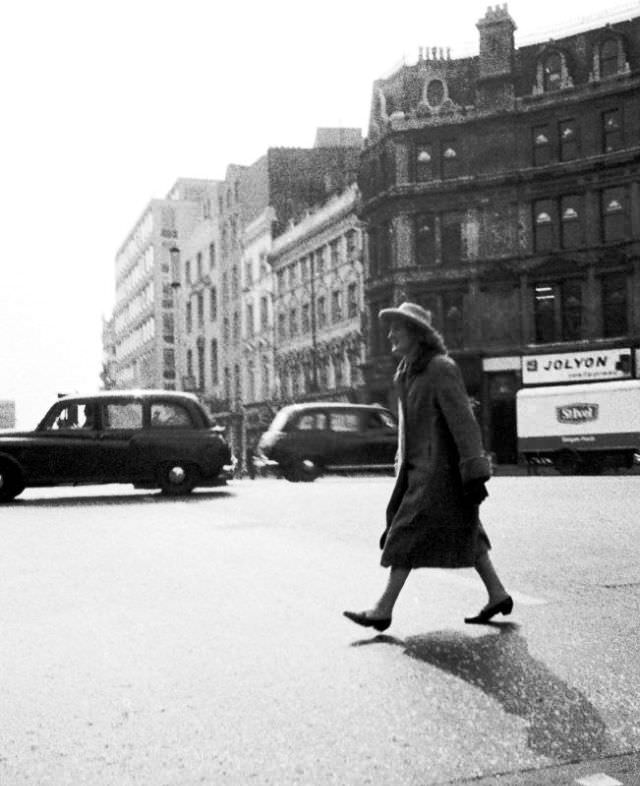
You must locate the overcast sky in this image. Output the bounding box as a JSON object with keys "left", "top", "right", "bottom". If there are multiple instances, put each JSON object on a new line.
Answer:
{"left": 1, "top": 0, "right": 634, "bottom": 427}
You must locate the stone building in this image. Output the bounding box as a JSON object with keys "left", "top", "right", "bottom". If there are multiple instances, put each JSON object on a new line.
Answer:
{"left": 112, "top": 178, "right": 217, "bottom": 390}
{"left": 358, "top": 5, "right": 640, "bottom": 462}
{"left": 269, "top": 184, "right": 366, "bottom": 413}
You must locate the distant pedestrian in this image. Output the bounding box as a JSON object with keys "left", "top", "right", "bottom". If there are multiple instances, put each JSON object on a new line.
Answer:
{"left": 344, "top": 302, "right": 512, "bottom": 632}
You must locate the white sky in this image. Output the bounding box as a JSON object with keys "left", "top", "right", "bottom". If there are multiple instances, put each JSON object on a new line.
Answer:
{"left": 1, "top": 0, "right": 635, "bottom": 428}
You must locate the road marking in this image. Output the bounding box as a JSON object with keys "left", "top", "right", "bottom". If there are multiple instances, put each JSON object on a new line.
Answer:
{"left": 575, "top": 774, "right": 623, "bottom": 786}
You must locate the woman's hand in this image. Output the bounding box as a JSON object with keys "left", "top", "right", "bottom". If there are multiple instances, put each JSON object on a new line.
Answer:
{"left": 463, "top": 478, "right": 489, "bottom": 506}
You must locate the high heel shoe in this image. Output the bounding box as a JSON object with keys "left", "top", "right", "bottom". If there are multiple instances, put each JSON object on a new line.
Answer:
{"left": 343, "top": 610, "right": 392, "bottom": 632}
{"left": 464, "top": 595, "right": 513, "bottom": 624}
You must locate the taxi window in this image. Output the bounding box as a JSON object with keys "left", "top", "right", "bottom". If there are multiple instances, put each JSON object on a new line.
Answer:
{"left": 329, "top": 412, "right": 360, "bottom": 432}
{"left": 102, "top": 402, "right": 143, "bottom": 430}
{"left": 295, "top": 412, "right": 327, "bottom": 431}
{"left": 150, "top": 402, "right": 193, "bottom": 427}
{"left": 366, "top": 410, "right": 396, "bottom": 430}
{"left": 45, "top": 403, "right": 80, "bottom": 430}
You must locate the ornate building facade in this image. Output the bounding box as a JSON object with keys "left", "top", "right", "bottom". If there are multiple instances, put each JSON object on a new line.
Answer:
{"left": 269, "top": 184, "right": 366, "bottom": 408}
{"left": 359, "top": 6, "right": 640, "bottom": 462}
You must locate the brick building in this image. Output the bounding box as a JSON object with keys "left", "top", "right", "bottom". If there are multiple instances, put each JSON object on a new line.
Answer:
{"left": 358, "top": 6, "right": 640, "bottom": 462}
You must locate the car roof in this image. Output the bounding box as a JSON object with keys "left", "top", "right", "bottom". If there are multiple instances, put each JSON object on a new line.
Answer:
{"left": 57, "top": 390, "right": 200, "bottom": 403}
{"left": 280, "top": 401, "right": 391, "bottom": 414}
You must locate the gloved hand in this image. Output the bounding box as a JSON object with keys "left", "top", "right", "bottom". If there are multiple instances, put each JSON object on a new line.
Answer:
{"left": 379, "top": 529, "right": 388, "bottom": 549}
{"left": 463, "top": 479, "right": 489, "bottom": 506}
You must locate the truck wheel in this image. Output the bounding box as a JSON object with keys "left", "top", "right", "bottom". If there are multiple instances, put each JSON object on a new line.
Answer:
{"left": 0, "top": 462, "right": 25, "bottom": 502}
{"left": 554, "top": 451, "right": 582, "bottom": 475}
{"left": 157, "top": 462, "right": 198, "bottom": 495}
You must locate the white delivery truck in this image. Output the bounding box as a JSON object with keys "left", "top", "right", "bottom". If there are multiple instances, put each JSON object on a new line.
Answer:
{"left": 516, "top": 379, "right": 640, "bottom": 474}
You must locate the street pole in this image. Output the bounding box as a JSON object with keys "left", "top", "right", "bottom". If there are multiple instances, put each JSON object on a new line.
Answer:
{"left": 169, "top": 246, "right": 183, "bottom": 391}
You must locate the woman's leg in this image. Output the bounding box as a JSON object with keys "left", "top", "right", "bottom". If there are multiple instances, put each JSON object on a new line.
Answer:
{"left": 474, "top": 553, "right": 509, "bottom": 605}
{"left": 371, "top": 566, "right": 411, "bottom": 617}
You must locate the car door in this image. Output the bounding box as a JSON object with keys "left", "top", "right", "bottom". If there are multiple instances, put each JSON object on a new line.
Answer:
{"left": 30, "top": 400, "right": 101, "bottom": 482}
{"left": 326, "top": 409, "right": 363, "bottom": 468}
{"left": 93, "top": 400, "right": 144, "bottom": 482}
{"left": 360, "top": 409, "right": 398, "bottom": 467}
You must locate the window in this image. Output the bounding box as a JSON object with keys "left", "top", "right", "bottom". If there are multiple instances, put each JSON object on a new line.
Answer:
{"left": 347, "top": 282, "right": 358, "bottom": 319}
{"left": 534, "top": 199, "right": 555, "bottom": 253}
{"left": 601, "top": 273, "right": 628, "bottom": 337}
{"left": 187, "top": 349, "right": 193, "bottom": 379}
{"left": 331, "top": 290, "right": 343, "bottom": 323}
{"left": 288, "top": 263, "right": 296, "bottom": 289}
{"left": 443, "top": 292, "right": 464, "bottom": 349}
{"left": 197, "top": 344, "right": 205, "bottom": 390}
{"left": 246, "top": 303, "right": 254, "bottom": 337}
{"left": 330, "top": 240, "right": 339, "bottom": 268}
{"left": 103, "top": 402, "right": 143, "bottom": 430}
{"left": 441, "top": 141, "right": 459, "bottom": 179}
{"left": 209, "top": 242, "right": 216, "bottom": 268}
{"left": 233, "top": 311, "right": 240, "bottom": 341}
{"left": 196, "top": 252, "right": 202, "bottom": 280}
{"left": 378, "top": 221, "right": 393, "bottom": 273}
{"left": 415, "top": 144, "right": 433, "bottom": 181}
{"left": 224, "top": 367, "right": 231, "bottom": 400}
{"left": 560, "top": 195, "right": 582, "bottom": 249}
{"left": 296, "top": 412, "right": 327, "bottom": 431}
{"left": 602, "top": 109, "right": 623, "bottom": 153}
{"left": 601, "top": 187, "right": 626, "bottom": 242}
{"left": 317, "top": 295, "right": 327, "bottom": 328}
{"left": 222, "top": 272, "right": 229, "bottom": 303}
{"left": 315, "top": 248, "right": 325, "bottom": 276}
{"left": 415, "top": 214, "right": 435, "bottom": 266}
{"left": 441, "top": 212, "right": 463, "bottom": 266}
{"left": 600, "top": 38, "right": 620, "bottom": 79}
{"left": 260, "top": 296, "right": 269, "bottom": 331}
{"left": 210, "top": 287, "right": 217, "bottom": 322}
{"left": 289, "top": 307, "right": 297, "bottom": 336}
{"left": 150, "top": 402, "right": 193, "bottom": 428}
{"left": 278, "top": 311, "right": 286, "bottom": 340}
{"left": 223, "top": 316, "right": 229, "bottom": 342}
{"left": 302, "top": 302, "right": 310, "bottom": 333}
{"left": 196, "top": 292, "right": 204, "bottom": 327}
{"left": 210, "top": 339, "right": 219, "bottom": 385}
{"left": 329, "top": 412, "right": 360, "bottom": 432}
{"left": 543, "top": 52, "right": 562, "bottom": 92}
{"left": 185, "top": 259, "right": 191, "bottom": 285}
{"left": 232, "top": 265, "right": 239, "bottom": 297}
{"left": 532, "top": 125, "right": 551, "bottom": 166}
{"left": 185, "top": 301, "right": 193, "bottom": 333}
{"left": 533, "top": 280, "right": 582, "bottom": 343}
{"left": 245, "top": 260, "right": 253, "bottom": 287}
{"left": 346, "top": 230, "right": 357, "bottom": 259}
{"left": 559, "top": 119, "right": 578, "bottom": 161}
{"left": 426, "top": 79, "right": 445, "bottom": 107}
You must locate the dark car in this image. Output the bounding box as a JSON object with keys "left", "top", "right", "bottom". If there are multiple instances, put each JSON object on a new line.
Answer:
{"left": 255, "top": 402, "right": 398, "bottom": 482}
{"left": 0, "top": 390, "right": 232, "bottom": 501}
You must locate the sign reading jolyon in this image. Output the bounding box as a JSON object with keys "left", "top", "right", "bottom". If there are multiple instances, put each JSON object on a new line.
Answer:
{"left": 522, "top": 348, "right": 632, "bottom": 385}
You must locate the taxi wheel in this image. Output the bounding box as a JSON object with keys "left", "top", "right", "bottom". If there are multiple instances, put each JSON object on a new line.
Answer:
{"left": 157, "top": 462, "right": 198, "bottom": 495}
{"left": 0, "top": 462, "right": 25, "bottom": 502}
{"left": 286, "top": 458, "right": 320, "bottom": 483}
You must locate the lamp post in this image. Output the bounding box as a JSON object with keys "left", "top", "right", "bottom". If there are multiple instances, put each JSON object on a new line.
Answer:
{"left": 169, "top": 246, "right": 183, "bottom": 390}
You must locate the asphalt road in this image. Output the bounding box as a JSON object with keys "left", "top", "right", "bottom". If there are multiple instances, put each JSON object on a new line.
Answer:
{"left": 1, "top": 475, "right": 639, "bottom": 785}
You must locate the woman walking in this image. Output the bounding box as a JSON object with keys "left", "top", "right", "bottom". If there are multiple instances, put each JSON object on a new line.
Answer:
{"left": 344, "top": 302, "right": 512, "bottom": 632}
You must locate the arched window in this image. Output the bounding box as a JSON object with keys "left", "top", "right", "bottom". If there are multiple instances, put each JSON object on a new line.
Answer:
{"left": 543, "top": 52, "right": 562, "bottom": 92}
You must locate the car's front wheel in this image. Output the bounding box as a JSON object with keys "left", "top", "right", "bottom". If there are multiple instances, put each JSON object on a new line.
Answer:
{"left": 157, "top": 462, "right": 199, "bottom": 495}
{"left": 0, "top": 461, "right": 25, "bottom": 502}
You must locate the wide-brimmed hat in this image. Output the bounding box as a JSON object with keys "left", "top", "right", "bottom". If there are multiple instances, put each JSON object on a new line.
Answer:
{"left": 378, "top": 301, "right": 434, "bottom": 334}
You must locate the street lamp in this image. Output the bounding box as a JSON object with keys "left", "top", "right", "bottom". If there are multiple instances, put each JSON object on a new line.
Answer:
{"left": 169, "top": 246, "right": 183, "bottom": 389}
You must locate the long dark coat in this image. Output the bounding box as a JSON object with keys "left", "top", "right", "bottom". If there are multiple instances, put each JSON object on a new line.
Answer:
{"left": 380, "top": 351, "right": 492, "bottom": 569}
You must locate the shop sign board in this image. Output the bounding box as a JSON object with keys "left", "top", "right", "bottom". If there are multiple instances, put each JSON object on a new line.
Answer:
{"left": 522, "top": 348, "right": 632, "bottom": 385}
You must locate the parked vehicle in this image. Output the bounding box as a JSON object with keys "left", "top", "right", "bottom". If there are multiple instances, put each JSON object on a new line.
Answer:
{"left": 254, "top": 402, "right": 398, "bottom": 482}
{"left": 516, "top": 379, "right": 640, "bottom": 474}
{"left": 0, "top": 390, "right": 232, "bottom": 501}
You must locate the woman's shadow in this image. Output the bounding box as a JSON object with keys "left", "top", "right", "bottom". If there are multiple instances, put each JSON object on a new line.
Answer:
{"left": 358, "top": 624, "right": 607, "bottom": 761}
